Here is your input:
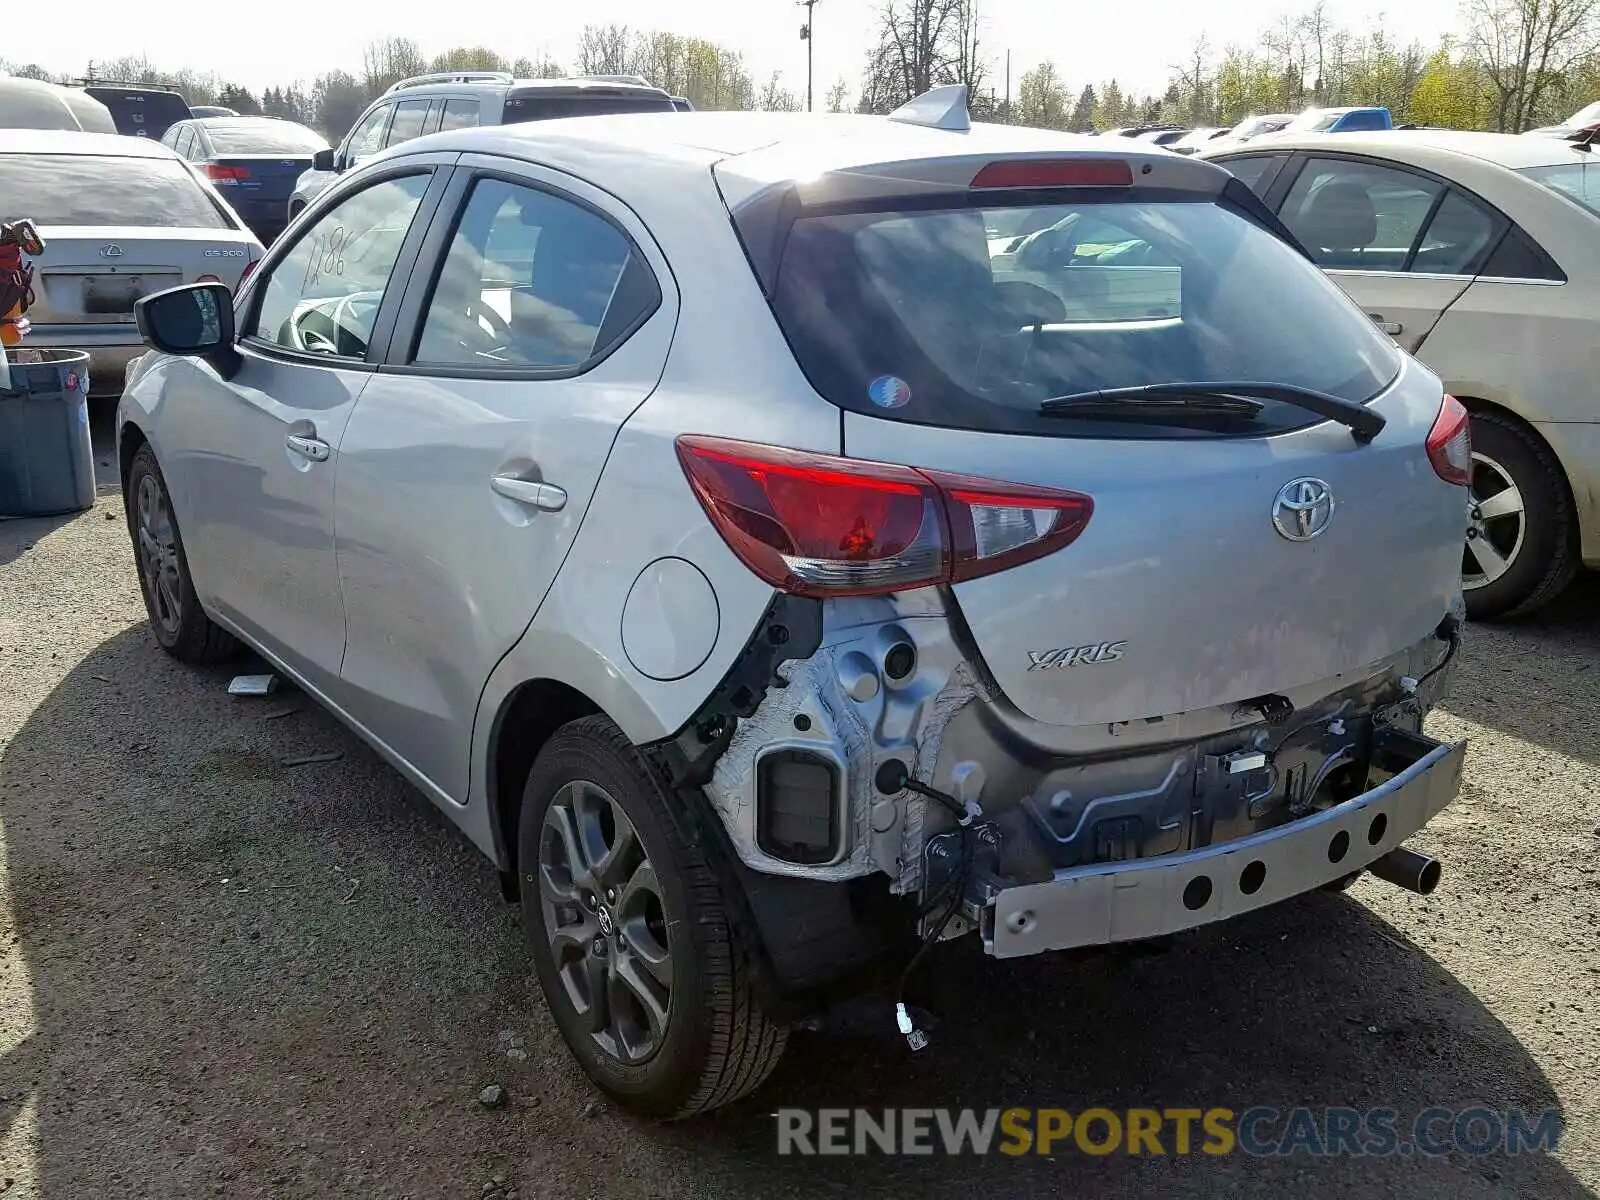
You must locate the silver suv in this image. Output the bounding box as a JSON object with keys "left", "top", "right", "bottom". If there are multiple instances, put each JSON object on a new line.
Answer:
{"left": 286, "top": 71, "right": 681, "bottom": 221}
{"left": 118, "top": 88, "right": 1470, "bottom": 1119}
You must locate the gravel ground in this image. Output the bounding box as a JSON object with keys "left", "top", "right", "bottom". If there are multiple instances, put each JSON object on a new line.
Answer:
{"left": 0, "top": 410, "right": 1596, "bottom": 1198}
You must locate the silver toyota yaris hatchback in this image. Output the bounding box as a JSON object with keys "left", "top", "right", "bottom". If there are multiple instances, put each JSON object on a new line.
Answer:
{"left": 117, "top": 87, "right": 1470, "bottom": 1118}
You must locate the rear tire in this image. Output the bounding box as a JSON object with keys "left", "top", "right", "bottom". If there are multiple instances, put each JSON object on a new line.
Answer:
{"left": 518, "top": 716, "right": 786, "bottom": 1119}
{"left": 1462, "top": 411, "right": 1577, "bottom": 620}
{"left": 125, "top": 445, "right": 240, "bottom": 663}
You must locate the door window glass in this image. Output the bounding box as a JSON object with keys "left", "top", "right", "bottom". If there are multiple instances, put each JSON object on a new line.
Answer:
{"left": 250, "top": 173, "right": 431, "bottom": 360}
{"left": 344, "top": 106, "right": 391, "bottom": 165}
{"left": 1216, "top": 155, "right": 1281, "bottom": 196}
{"left": 439, "top": 99, "right": 481, "bottom": 131}
{"left": 384, "top": 100, "right": 430, "bottom": 148}
{"left": 1281, "top": 158, "right": 1442, "bottom": 271}
{"left": 415, "top": 178, "right": 658, "bottom": 369}
{"left": 1411, "top": 191, "right": 1497, "bottom": 275}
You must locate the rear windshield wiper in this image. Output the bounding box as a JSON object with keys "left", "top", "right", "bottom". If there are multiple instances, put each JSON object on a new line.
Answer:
{"left": 1039, "top": 381, "right": 1386, "bottom": 444}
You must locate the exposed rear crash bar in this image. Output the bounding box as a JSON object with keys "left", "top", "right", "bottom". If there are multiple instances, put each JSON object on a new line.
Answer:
{"left": 984, "top": 729, "right": 1465, "bottom": 958}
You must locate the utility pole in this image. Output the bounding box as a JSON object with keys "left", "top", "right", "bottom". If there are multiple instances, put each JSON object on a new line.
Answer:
{"left": 1003, "top": 50, "right": 1011, "bottom": 123}
{"left": 798, "top": 0, "right": 817, "bottom": 111}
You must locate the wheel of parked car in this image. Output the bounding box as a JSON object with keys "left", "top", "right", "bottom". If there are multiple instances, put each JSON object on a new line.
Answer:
{"left": 1462, "top": 411, "right": 1579, "bottom": 620}
{"left": 517, "top": 715, "right": 787, "bottom": 1119}
{"left": 124, "top": 444, "right": 240, "bottom": 662}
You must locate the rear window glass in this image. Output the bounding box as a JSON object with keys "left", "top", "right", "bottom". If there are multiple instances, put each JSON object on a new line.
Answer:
{"left": 203, "top": 121, "right": 326, "bottom": 154}
{"left": 0, "top": 153, "right": 229, "bottom": 228}
{"left": 502, "top": 92, "right": 675, "bottom": 123}
{"left": 768, "top": 198, "right": 1401, "bottom": 439}
{"left": 1519, "top": 162, "right": 1600, "bottom": 219}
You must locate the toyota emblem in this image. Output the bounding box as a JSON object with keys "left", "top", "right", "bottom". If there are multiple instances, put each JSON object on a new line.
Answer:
{"left": 1272, "top": 477, "right": 1335, "bottom": 541}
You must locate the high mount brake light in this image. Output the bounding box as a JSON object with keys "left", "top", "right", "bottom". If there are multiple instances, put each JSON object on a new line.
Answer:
{"left": 1426, "top": 395, "right": 1471, "bottom": 487}
{"left": 675, "top": 436, "right": 1093, "bottom": 597}
{"left": 970, "top": 159, "right": 1134, "bottom": 189}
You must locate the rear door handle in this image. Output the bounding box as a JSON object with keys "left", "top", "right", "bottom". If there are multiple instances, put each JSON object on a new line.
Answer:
{"left": 1367, "top": 313, "right": 1404, "bottom": 336}
{"left": 286, "top": 433, "right": 330, "bottom": 462}
{"left": 490, "top": 474, "right": 567, "bottom": 512}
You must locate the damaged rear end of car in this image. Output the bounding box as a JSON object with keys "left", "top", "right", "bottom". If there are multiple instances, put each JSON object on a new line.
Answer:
{"left": 666, "top": 126, "right": 1470, "bottom": 999}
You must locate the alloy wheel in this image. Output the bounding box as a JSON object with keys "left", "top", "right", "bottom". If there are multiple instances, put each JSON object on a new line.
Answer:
{"left": 135, "top": 473, "right": 183, "bottom": 636}
{"left": 1462, "top": 450, "right": 1526, "bottom": 591}
{"left": 538, "top": 780, "right": 673, "bottom": 1065}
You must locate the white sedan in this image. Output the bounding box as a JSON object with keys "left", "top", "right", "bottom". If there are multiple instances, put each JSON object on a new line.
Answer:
{"left": 1204, "top": 130, "right": 1600, "bottom": 618}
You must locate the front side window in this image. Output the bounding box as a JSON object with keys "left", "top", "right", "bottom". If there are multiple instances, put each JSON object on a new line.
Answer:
{"left": 344, "top": 106, "right": 391, "bottom": 165}
{"left": 1280, "top": 158, "right": 1441, "bottom": 270}
{"left": 384, "top": 100, "right": 430, "bottom": 148}
{"left": 766, "top": 196, "right": 1400, "bottom": 439}
{"left": 250, "top": 173, "right": 430, "bottom": 360}
{"left": 414, "top": 177, "right": 658, "bottom": 370}
{"left": 0, "top": 153, "right": 228, "bottom": 227}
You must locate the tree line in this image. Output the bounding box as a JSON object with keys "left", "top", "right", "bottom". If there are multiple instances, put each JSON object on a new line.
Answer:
{"left": 3, "top": 0, "right": 1596, "bottom": 142}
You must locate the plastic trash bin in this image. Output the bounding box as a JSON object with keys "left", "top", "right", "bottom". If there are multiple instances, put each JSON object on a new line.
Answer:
{"left": 0, "top": 348, "right": 95, "bottom": 518}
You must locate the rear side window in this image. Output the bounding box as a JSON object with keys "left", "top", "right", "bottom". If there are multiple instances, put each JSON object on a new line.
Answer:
{"left": 501, "top": 90, "right": 675, "bottom": 123}
{"left": 414, "top": 177, "right": 658, "bottom": 370}
{"left": 1519, "top": 162, "right": 1600, "bottom": 219}
{"left": 1410, "top": 191, "right": 1497, "bottom": 275}
{"left": 1479, "top": 224, "right": 1565, "bottom": 282}
{"left": 1215, "top": 154, "right": 1283, "bottom": 196}
{"left": 1340, "top": 111, "right": 1390, "bottom": 131}
{"left": 767, "top": 196, "right": 1400, "bottom": 439}
{"left": 440, "top": 99, "right": 480, "bottom": 131}
{"left": 1280, "top": 158, "right": 1440, "bottom": 270}
{"left": 0, "top": 153, "right": 229, "bottom": 228}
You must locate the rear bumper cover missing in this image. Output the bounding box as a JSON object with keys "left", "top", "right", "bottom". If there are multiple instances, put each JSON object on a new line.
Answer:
{"left": 984, "top": 729, "right": 1465, "bottom": 958}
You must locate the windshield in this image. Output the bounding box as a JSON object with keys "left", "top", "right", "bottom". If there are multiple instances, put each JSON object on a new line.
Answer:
{"left": 0, "top": 153, "right": 229, "bottom": 227}
{"left": 1287, "top": 111, "right": 1341, "bottom": 132}
{"left": 1520, "top": 161, "right": 1600, "bottom": 218}
{"left": 1230, "top": 116, "right": 1291, "bottom": 139}
{"left": 766, "top": 197, "right": 1401, "bottom": 439}
{"left": 204, "top": 120, "right": 326, "bottom": 154}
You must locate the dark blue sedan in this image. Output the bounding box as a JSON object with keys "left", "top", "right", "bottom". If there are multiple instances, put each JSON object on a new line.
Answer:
{"left": 161, "top": 116, "right": 328, "bottom": 244}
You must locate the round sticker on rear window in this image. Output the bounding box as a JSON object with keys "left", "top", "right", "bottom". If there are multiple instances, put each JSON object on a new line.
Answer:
{"left": 867, "top": 375, "right": 911, "bottom": 410}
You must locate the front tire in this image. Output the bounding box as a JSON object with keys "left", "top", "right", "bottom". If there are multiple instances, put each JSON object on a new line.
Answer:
{"left": 1462, "top": 411, "right": 1577, "bottom": 620}
{"left": 518, "top": 716, "right": 786, "bottom": 1119}
{"left": 125, "top": 444, "right": 240, "bottom": 663}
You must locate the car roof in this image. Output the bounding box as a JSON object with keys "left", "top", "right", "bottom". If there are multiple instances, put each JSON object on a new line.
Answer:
{"left": 381, "top": 76, "right": 671, "bottom": 99}
{"left": 1212, "top": 128, "right": 1592, "bottom": 170}
{"left": 0, "top": 127, "right": 178, "bottom": 157}
{"left": 378, "top": 109, "right": 1230, "bottom": 215}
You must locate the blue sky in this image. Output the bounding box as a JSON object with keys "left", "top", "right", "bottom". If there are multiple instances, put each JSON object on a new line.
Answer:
{"left": 34, "top": 0, "right": 1467, "bottom": 102}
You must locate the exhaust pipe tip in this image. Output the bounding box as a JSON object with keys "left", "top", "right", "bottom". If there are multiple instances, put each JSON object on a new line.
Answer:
{"left": 1369, "top": 845, "right": 1442, "bottom": 895}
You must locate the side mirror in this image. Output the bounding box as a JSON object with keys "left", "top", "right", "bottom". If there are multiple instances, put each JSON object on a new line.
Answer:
{"left": 135, "top": 282, "right": 241, "bottom": 379}
{"left": 313, "top": 147, "right": 335, "bottom": 172}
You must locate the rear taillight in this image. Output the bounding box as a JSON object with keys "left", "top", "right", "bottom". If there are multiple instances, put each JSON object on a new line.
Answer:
{"left": 239, "top": 260, "right": 258, "bottom": 286}
{"left": 1426, "top": 395, "right": 1472, "bottom": 486}
{"left": 204, "top": 164, "right": 251, "bottom": 182}
{"left": 675, "top": 436, "right": 1093, "bottom": 597}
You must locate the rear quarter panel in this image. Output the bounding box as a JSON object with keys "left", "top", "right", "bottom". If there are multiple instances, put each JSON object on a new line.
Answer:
{"left": 463, "top": 162, "right": 842, "bottom": 860}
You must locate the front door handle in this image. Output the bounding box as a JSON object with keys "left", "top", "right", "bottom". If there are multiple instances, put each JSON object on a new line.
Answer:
{"left": 490, "top": 474, "right": 567, "bottom": 512}
{"left": 1367, "top": 313, "right": 1404, "bottom": 336}
{"left": 286, "top": 433, "right": 331, "bottom": 462}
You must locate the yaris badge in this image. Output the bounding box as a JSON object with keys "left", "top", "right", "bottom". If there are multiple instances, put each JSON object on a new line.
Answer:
{"left": 1272, "top": 477, "right": 1335, "bottom": 541}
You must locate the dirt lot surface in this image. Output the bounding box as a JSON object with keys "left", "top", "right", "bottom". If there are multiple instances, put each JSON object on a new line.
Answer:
{"left": 1, "top": 412, "right": 1597, "bottom": 1198}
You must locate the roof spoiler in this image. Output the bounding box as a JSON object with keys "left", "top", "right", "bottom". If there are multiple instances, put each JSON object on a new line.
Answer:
{"left": 888, "top": 85, "right": 970, "bottom": 132}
